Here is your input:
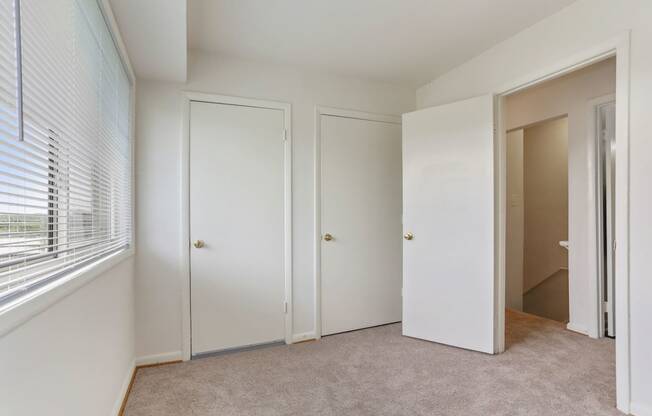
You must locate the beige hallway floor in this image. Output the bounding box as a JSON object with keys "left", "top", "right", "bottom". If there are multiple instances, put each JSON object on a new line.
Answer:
{"left": 124, "top": 310, "right": 620, "bottom": 415}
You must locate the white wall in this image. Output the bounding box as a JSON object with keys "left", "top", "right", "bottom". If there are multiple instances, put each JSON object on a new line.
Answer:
{"left": 134, "top": 80, "right": 185, "bottom": 361}
{"left": 0, "top": 258, "right": 135, "bottom": 416}
{"left": 417, "top": 1, "right": 652, "bottom": 413}
{"left": 135, "top": 51, "right": 416, "bottom": 360}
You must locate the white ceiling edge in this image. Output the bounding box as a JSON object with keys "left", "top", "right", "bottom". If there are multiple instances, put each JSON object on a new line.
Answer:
{"left": 108, "top": 0, "right": 187, "bottom": 82}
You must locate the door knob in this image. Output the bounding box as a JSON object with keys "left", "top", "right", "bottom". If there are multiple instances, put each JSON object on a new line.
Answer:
{"left": 403, "top": 232, "right": 414, "bottom": 241}
{"left": 323, "top": 233, "right": 333, "bottom": 241}
{"left": 193, "top": 240, "right": 205, "bottom": 248}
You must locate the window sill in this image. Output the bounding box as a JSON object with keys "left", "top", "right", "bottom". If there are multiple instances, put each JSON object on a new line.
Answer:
{"left": 0, "top": 248, "right": 135, "bottom": 338}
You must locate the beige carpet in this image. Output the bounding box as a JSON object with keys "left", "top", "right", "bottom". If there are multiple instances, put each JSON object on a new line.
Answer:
{"left": 124, "top": 310, "right": 620, "bottom": 415}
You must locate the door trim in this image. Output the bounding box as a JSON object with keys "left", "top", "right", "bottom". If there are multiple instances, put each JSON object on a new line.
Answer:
{"left": 181, "top": 92, "right": 293, "bottom": 360}
{"left": 313, "top": 106, "right": 401, "bottom": 339}
{"left": 493, "top": 32, "right": 631, "bottom": 413}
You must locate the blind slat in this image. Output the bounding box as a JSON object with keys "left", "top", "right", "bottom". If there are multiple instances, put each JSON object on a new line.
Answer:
{"left": 0, "top": 231, "right": 132, "bottom": 267}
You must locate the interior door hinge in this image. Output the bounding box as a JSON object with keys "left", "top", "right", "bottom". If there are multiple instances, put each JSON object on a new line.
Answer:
{"left": 283, "top": 129, "right": 288, "bottom": 141}
{"left": 613, "top": 239, "right": 617, "bottom": 252}
{"left": 284, "top": 302, "right": 288, "bottom": 314}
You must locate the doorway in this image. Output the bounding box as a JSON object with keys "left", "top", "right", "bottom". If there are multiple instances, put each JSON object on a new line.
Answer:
{"left": 494, "top": 43, "right": 632, "bottom": 411}
{"left": 502, "top": 58, "right": 616, "bottom": 336}
{"left": 400, "top": 36, "right": 629, "bottom": 412}
{"left": 187, "top": 95, "right": 292, "bottom": 357}
{"left": 506, "top": 117, "right": 569, "bottom": 324}
{"left": 316, "top": 107, "right": 402, "bottom": 337}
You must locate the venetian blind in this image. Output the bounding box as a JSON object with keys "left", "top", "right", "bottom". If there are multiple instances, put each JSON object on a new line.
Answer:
{"left": 0, "top": 0, "right": 132, "bottom": 305}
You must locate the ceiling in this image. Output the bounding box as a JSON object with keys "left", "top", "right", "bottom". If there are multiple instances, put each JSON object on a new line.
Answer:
{"left": 108, "top": 0, "right": 578, "bottom": 85}
{"left": 109, "top": 0, "right": 187, "bottom": 82}
{"left": 188, "top": 0, "right": 578, "bottom": 87}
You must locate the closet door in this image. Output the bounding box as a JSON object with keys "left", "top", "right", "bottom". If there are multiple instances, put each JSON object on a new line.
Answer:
{"left": 402, "top": 95, "right": 496, "bottom": 354}
{"left": 190, "top": 100, "right": 287, "bottom": 355}
{"left": 320, "top": 114, "right": 402, "bottom": 336}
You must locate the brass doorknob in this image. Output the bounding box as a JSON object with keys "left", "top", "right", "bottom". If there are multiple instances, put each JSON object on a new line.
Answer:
{"left": 403, "top": 232, "right": 414, "bottom": 241}
{"left": 323, "top": 233, "right": 333, "bottom": 241}
{"left": 193, "top": 240, "right": 205, "bottom": 248}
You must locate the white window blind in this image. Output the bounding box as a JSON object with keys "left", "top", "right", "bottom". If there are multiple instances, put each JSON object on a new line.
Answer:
{"left": 0, "top": 0, "right": 132, "bottom": 304}
{"left": 0, "top": 0, "right": 20, "bottom": 140}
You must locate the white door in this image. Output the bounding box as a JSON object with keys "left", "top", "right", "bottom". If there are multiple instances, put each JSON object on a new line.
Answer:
{"left": 402, "top": 95, "right": 496, "bottom": 354}
{"left": 190, "top": 100, "right": 287, "bottom": 355}
{"left": 320, "top": 114, "right": 402, "bottom": 336}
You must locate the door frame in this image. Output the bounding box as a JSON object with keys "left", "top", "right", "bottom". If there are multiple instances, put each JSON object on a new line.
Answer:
{"left": 493, "top": 32, "right": 631, "bottom": 413}
{"left": 588, "top": 93, "right": 616, "bottom": 339}
{"left": 313, "top": 106, "right": 401, "bottom": 340}
{"left": 180, "top": 92, "right": 293, "bottom": 360}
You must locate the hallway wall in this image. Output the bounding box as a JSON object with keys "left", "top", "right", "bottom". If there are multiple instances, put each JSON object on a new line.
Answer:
{"left": 524, "top": 269, "right": 569, "bottom": 322}
{"left": 506, "top": 129, "right": 524, "bottom": 311}
{"left": 523, "top": 117, "right": 569, "bottom": 293}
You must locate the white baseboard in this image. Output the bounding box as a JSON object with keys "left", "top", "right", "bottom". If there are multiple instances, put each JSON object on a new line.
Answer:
{"left": 566, "top": 322, "right": 588, "bottom": 335}
{"left": 135, "top": 351, "right": 183, "bottom": 366}
{"left": 292, "top": 331, "right": 317, "bottom": 343}
{"left": 111, "top": 359, "right": 136, "bottom": 416}
{"left": 631, "top": 402, "right": 652, "bottom": 416}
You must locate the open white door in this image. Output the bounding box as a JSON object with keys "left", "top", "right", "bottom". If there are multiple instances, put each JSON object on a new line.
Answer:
{"left": 402, "top": 95, "right": 495, "bottom": 354}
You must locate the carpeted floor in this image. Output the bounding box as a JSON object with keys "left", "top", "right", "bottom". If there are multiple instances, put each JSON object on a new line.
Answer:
{"left": 124, "top": 310, "right": 620, "bottom": 415}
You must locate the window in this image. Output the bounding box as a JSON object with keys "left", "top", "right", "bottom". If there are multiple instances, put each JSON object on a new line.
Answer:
{"left": 0, "top": 0, "right": 132, "bottom": 305}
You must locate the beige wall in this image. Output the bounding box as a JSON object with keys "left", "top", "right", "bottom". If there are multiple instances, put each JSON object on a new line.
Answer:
{"left": 523, "top": 269, "right": 569, "bottom": 323}
{"left": 506, "top": 118, "right": 569, "bottom": 318}
{"left": 523, "top": 117, "right": 569, "bottom": 292}
{"left": 506, "top": 129, "right": 524, "bottom": 310}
